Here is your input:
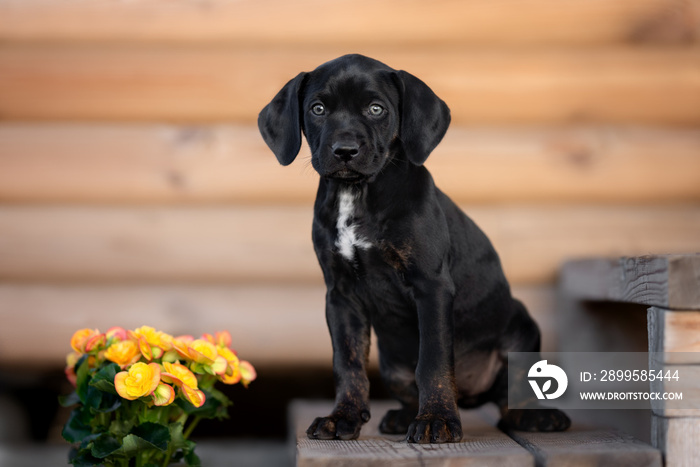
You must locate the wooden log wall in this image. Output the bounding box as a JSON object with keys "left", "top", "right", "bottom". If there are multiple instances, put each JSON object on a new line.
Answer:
{"left": 0, "top": 0, "right": 699, "bottom": 368}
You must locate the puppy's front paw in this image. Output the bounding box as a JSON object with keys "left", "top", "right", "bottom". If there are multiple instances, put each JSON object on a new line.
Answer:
{"left": 498, "top": 408, "right": 571, "bottom": 432}
{"left": 406, "top": 413, "right": 462, "bottom": 444}
{"left": 306, "top": 410, "right": 370, "bottom": 440}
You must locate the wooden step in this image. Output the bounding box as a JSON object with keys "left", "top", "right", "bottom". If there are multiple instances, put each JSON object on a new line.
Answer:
{"left": 2, "top": 124, "right": 699, "bottom": 205}
{"left": 291, "top": 400, "right": 661, "bottom": 466}
{"left": 0, "top": 205, "right": 698, "bottom": 284}
{"left": 292, "top": 400, "right": 534, "bottom": 467}
{"left": 1, "top": 46, "right": 698, "bottom": 124}
{"left": 1, "top": 0, "right": 695, "bottom": 46}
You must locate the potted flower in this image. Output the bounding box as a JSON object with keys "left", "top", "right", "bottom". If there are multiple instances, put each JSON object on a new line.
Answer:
{"left": 61, "top": 326, "right": 256, "bottom": 466}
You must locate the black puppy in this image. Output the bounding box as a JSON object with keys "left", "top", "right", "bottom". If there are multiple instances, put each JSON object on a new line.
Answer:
{"left": 258, "top": 54, "right": 570, "bottom": 443}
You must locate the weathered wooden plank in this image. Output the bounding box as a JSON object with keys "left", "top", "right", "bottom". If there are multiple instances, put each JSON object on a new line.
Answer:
{"left": 561, "top": 255, "right": 700, "bottom": 310}
{"left": 652, "top": 415, "right": 700, "bottom": 467}
{"left": 0, "top": 0, "right": 695, "bottom": 46}
{"left": 648, "top": 307, "right": 700, "bottom": 360}
{"left": 1, "top": 207, "right": 699, "bottom": 285}
{"left": 1, "top": 46, "right": 699, "bottom": 124}
{"left": 2, "top": 124, "right": 700, "bottom": 204}
{"left": 647, "top": 307, "right": 700, "bottom": 417}
{"left": 506, "top": 429, "right": 661, "bottom": 467}
{"left": 0, "top": 284, "right": 558, "bottom": 368}
{"left": 292, "top": 400, "right": 533, "bottom": 467}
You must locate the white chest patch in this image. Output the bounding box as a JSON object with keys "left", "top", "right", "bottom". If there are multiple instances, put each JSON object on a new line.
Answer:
{"left": 335, "top": 189, "right": 372, "bottom": 261}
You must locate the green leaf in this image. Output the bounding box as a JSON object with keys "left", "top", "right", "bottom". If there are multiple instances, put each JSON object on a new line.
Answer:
{"left": 184, "top": 449, "right": 202, "bottom": 467}
{"left": 75, "top": 356, "right": 91, "bottom": 404}
{"left": 168, "top": 422, "right": 187, "bottom": 451}
{"left": 141, "top": 405, "right": 167, "bottom": 424}
{"left": 94, "top": 390, "right": 121, "bottom": 414}
{"left": 117, "top": 432, "right": 169, "bottom": 458}
{"left": 68, "top": 446, "right": 102, "bottom": 467}
{"left": 132, "top": 422, "right": 171, "bottom": 451}
{"left": 174, "top": 388, "right": 229, "bottom": 420}
{"left": 109, "top": 418, "right": 135, "bottom": 438}
{"left": 90, "top": 433, "right": 121, "bottom": 458}
{"left": 59, "top": 391, "right": 81, "bottom": 408}
{"left": 89, "top": 363, "right": 120, "bottom": 395}
{"left": 85, "top": 385, "right": 102, "bottom": 412}
{"left": 62, "top": 409, "right": 92, "bottom": 444}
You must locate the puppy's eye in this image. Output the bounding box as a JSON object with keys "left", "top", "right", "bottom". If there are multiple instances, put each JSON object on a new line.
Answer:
{"left": 369, "top": 104, "right": 384, "bottom": 116}
{"left": 311, "top": 104, "right": 325, "bottom": 116}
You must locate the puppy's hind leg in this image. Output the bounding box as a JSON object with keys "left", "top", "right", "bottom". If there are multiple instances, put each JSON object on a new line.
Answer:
{"left": 492, "top": 300, "right": 571, "bottom": 432}
{"left": 378, "top": 363, "right": 419, "bottom": 435}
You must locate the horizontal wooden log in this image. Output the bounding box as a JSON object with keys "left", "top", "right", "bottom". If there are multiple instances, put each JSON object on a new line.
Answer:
{"left": 1, "top": 46, "right": 699, "bottom": 124}
{"left": 0, "top": 206, "right": 699, "bottom": 285}
{"left": 1, "top": 124, "right": 700, "bottom": 204}
{"left": 293, "top": 400, "right": 534, "bottom": 467}
{"left": 0, "top": 284, "right": 556, "bottom": 367}
{"left": 0, "top": 0, "right": 695, "bottom": 46}
{"left": 561, "top": 255, "right": 700, "bottom": 309}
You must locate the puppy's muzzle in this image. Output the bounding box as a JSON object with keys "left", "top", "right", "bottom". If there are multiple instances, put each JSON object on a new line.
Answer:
{"left": 332, "top": 141, "right": 360, "bottom": 162}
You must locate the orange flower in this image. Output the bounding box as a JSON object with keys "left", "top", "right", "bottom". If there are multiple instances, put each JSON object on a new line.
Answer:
{"left": 65, "top": 352, "right": 81, "bottom": 387}
{"left": 114, "top": 362, "right": 161, "bottom": 400}
{"left": 214, "top": 331, "right": 232, "bottom": 348}
{"left": 70, "top": 328, "right": 104, "bottom": 353}
{"left": 203, "top": 331, "right": 232, "bottom": 349}
{"left": 104, "top": 340, "right": 142, "bottom": 368}
{"left": 239, "top": 361, "right": 257, "bottom": 388}
{"left": 161, "top": 362, "right": 205, "bottom": 408}
{"left": 105, "top": 326, "right": 128, "bottom": 342}
{"left": 172, "top": 335, "right": 194, "bottom": 359}
{"left": 129, "top": 326, "right": 173, "bottom": 360}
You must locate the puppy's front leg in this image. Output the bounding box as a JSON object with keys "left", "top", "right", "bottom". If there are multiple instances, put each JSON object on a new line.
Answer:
{"left": 407, "top": 274, "right": 463, "bottom": 444}
{"left": 306, "top": 291, "right": 371, "bottom": 440}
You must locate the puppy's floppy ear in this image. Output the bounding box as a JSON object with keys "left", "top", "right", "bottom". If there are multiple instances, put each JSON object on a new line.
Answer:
{"left": 394, "top": 70, "right": 450, "bottom": 165}
{"left": 258, "top": 72, "right": 307, "bottom": 166}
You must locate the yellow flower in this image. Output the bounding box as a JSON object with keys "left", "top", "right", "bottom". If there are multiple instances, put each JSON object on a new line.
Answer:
{"left": 114, "top": 362, "right": 161, "bottom": 400}
{"left": 134, "top": 326, "right": 173, "bottom": 350}
{"left": 181, "top": 385, "right": 206, "bottom": 408}
{"left": 217, "top": 347, "right": 241, "bottom": 385}
{"left": 187, "top": 339, "right": 218, "bottom": 364}
{"left": 161, "top": 362, "right": 198, "bottom": 389}
{"left": 104, "top": 339, "right": 142, "bottom": 368}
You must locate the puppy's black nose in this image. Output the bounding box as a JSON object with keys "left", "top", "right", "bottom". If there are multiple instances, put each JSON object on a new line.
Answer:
{"left": 332, "top": 142, "right": 360, "bottom": 162}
